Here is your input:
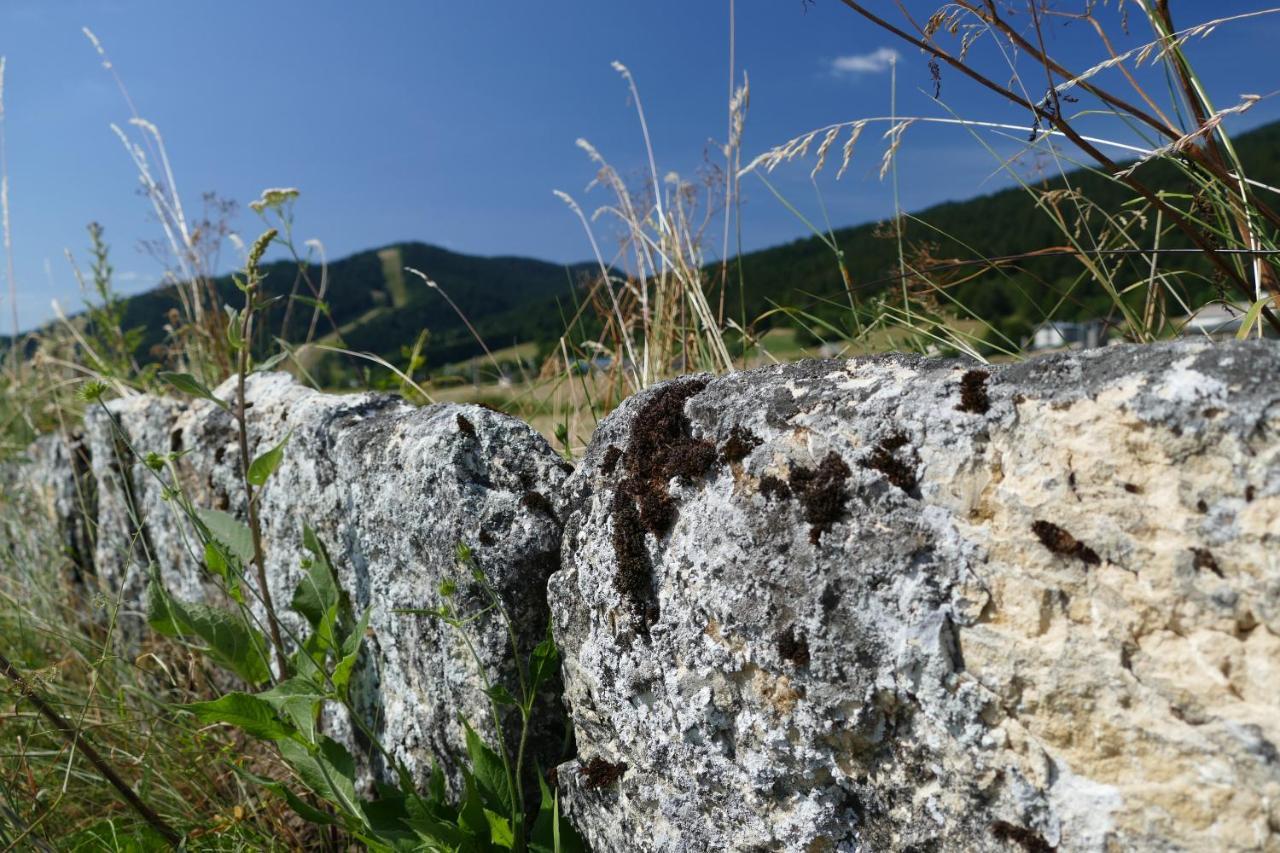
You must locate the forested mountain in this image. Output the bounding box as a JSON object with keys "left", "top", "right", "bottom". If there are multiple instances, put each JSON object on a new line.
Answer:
{"left": 8, "top": 120, "right": 1279, "bottom": 371}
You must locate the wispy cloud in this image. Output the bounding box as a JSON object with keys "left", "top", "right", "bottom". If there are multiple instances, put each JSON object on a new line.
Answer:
{"left": 831, "top": 47, "right": 900, "bottom": 76}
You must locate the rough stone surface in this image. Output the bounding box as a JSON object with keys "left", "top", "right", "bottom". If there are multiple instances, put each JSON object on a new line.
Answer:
{"left": 14, "top": 431, "right": 97, "bottom": 584}
{"left": 550, "top": 340, "right": 1280, "bottom": 852}
{"left": 80, "top": 372, "right": 570, "bottom": 788}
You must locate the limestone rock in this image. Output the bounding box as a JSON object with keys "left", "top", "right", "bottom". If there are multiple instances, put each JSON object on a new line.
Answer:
{"left": 550, "top": 341, "right": 1280, "bottom": 852}
{"left": 81, "top": 373, "right": 570, "bottom": 787}
{"left": 16, "top": 431, "right": 96, "bottom": 584}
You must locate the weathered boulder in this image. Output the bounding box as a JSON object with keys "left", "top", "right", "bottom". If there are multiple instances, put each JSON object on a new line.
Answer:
{"left": 81, "top": 373, "right": 570, "bottom": 787}
{"left": 550, "top": 341, "right": 1280, "bottom": 852}
{"left": 14, "top": 431, "right": 96, "bottom": 584}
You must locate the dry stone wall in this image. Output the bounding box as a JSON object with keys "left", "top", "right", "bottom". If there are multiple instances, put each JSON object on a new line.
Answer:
{"left": 80, "top": 372, "right": 571, "bottom": 790}
{"left": 15, "top": 340, "right": 1280, "bottom": 852}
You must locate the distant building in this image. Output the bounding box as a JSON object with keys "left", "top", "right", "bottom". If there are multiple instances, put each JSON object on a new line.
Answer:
{"left": 1030, "top": 320, "right": 1109, "bottom": 351}
{"left": 1179, "top": 302, "right": 1276, "bottom": 338}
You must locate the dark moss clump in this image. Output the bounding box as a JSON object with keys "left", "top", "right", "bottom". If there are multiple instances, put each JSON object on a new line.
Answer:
{"left": 790, "top": 452, "right": 852, "bottom": 544}
{"left": 759, "top": 474, "right": 792, "bottom": 501}
{"left": 1031, "top": 520, "right": 1100, "bottom": 566}
{"left": 776, "top": 625, "right": 811, "bottom": 668}
{"left": 720, "top": 426, "right": 761, "bottom": 463}
{"left": 456, "top": 414, "right": 476, "bottom": 437}
{"left": 1246, "top": 485, "right": 1256, "bottom": 502}
{"left": 989, "top": 821, "right": 1055, "bottom": 853}
{"left": 1123, "top": 482, "right": 1143, "bottom": 494}
{"left": 601, "top": 445, "right": 623, "bottom": 475}
{"left": 957, "top": 369, "right": 991, "bottom": 414}
{"left": 521, "top": 491, "right": 557, "bottom": 520}
{"left": 611, "top": 491, "right": 657, "bottom": 634}
{"left": 860, "top": 435, "right": 918, "bottom": 494}
{"left": 608, "top": 379, "right": 712, "bottom": 635}
{"left": 578, "top": 756, "right": 628, "bottom": 790}
{"left": 1190, "top": 547, "right": 1224, "bottom": 578}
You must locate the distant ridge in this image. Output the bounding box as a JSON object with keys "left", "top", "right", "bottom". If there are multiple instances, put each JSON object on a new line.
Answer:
{"left": 9, "top": 119, "right": 1280, "bottom": 369}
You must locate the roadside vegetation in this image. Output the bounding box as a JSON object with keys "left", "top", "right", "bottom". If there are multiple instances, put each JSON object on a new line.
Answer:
{"left": 0, "top": 2, "right": 1276, "bottom": 848}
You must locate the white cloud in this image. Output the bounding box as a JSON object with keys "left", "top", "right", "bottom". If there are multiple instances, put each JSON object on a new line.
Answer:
{"left": 831, "top": 47, "right": 900, "bottom": 76}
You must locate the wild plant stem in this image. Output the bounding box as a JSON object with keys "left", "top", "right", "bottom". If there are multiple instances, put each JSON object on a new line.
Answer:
{"left": 0, "top": 649, "right": 182, "bottom": 846}
{"left": 236, "top": 289, "right": 288, "bottom": 680}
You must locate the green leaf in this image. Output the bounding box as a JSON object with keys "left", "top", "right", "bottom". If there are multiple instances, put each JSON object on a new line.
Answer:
{"left": 464, "top": 719, "right": 512, "bottom": 818}
{"left": 484, "top": 684, "right": 519, "bottom": 707}
{"left": 204, "top": 541, "right": 243, "bottom": 602}
{"left": 145, "top": 572, "right": 184, "bottom": 637}
{"left": 278, "top": 736, "right": 366, "bottom": 827}
{"left": 405, "top": 795, "right": 477, "bottom": 851}
{"left": 197, "top": 508, "right": 254, "bottom": 565}
{"left": 259, "top": 677, "right": 326, "bottom": 741}
{"left": 158, "top": 371, "right": 227, "bottom": 408}
{"left": 292, "top": 552, "right": 339, "bottom": 632}
{"left": 204, "top": 541, "right": 228, "bottom": 577}
{"left": 485, "top": 808, "right": 515, "bottom": 849}
{"left": 253, "top": 350, "right": 290, "bottom": 373}
{"left": 333, "top": 607, "right": 372, "bottom": 696}
{"left": 457, "top": 770, "right": 491, "bottom": 844}
{"left": 428, "top": 762, "right": 448, "bottom": 807}
{"left": 529, "top": 623, "right": 560, "bottom": 696}
{"left": 247, "top": 432, "right": 291, "bottom": 487}
{"left": 183, "top": 692, "right": 295, "bottom": 740}
{"left": 233, "top": 765, "right": 339, "bottom": 826}
{"left": 183, "top": 600, "right": 274, "bottom": 685}
{"left": 1236, "top": 296, "right": 1274, "bottom": 340}
{"left": 145, "top": 571, "right": 272, "bottom": 685}
{"left": 531, "top": 770, "right": 585, "bottom": 853}
{"left": 225, "top": 307, "right": 243, "bottom": 351}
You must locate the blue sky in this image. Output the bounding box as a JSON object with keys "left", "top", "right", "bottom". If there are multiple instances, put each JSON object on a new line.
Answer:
{"left": 1, "top": 0, "right": 1278, "bottom": 329}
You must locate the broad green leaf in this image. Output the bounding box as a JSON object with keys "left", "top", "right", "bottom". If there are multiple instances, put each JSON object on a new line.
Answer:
{"left": 204, "top": 541, "right": 229, "bottom": 577}
{"left": 233, "top": 765, "right": 339, "bottom": 826}
{"left": 259, "top": 677, "right": 326, "bottom": 741}
{"left": 428, "top": 762, "right": 448, "bottom": 807}
{"left": 292, "top": 556, "right": 339, "bottom": 635}
{"left": 360, "top": 794, "right": 417, "bottom": 842}
{"left": 464, "top": 719, "right": 512, "bottom": 818}
{"left": 204, "top": 541, "right": 243, "bottom": 603}
{"left": 457, "top": 770, "right": 491, "bottom": 844}
{"left": 183, "top": 692, "right": 295, "bottom": 740}
{"left": 405, "top": 796, "right": 476, "bottom": 850}
{"left": 247, "top": 432, "right": 290, "bottom": 487}
{"left": 484, "top": 684, "right": 518, "bottom": 707}
{"left": 158, "top": 371, "right": 227, "bottom": 409}
{"left": 485, "top": 808, "right": 515, "bottom": 849}
{"left": 145, "top": 572, "right": 184, "bottom": 637}
{"left": 182, "top": 600, "right": 273, "bottom": 685}
{"left": 277, "top": 736, "right": 366, "bottom": 827}
{"left": 333, "top": 608, "right": 372, "bottom": 696}
{"left": 197, "top": 508, "right": 254, "bottom": 565}
{"left": 146, "top": 572, "right": 272, "bottom": 685}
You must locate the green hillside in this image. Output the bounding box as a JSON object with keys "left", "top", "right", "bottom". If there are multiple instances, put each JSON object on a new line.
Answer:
{"left": 9, "top": 120, "right": 1280, "bottom": 373}
{"left": 731, "top": 119, "right": 1280, "bottom": 344}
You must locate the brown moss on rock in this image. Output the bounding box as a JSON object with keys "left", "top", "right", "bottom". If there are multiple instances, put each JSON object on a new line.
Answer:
{"left": 609, "top": 379, "right": 713, "bottom": 634}
{"left": 860, "top": 435, "right": 918, "bottom": 494}
{"left": 579, "top": 756, "right": 628, "bottom": 790}
{"left": 957, "top": 369, "right": 991, "bottom": 414}
{"left": 776, "top": 625, "right": 811, "bottom": 668}
{"left": 1031, "top": 519, "right": 1100, "bottom": 566}
{"left": 720, "top": 426, "right": 762, "bottom": 463}
{"left": 789, "top": 452, "right": 852, "bottom": 544}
